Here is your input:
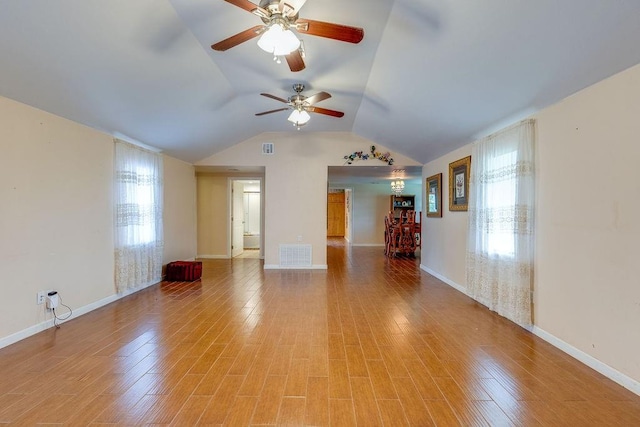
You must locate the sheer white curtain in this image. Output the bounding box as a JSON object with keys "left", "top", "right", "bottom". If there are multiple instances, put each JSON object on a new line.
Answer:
{"left": 114, "top": 140, "right": 163, "bottom": 293}
{"left": 466, "top": 119, "right": 535, "bottom": 326}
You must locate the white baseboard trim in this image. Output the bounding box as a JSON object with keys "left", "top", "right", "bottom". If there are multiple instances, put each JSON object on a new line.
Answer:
{"left": 420, "top": 264, "right": 469, "bottom": 296}
{"left": 197, "top": 254, "right": 229, "bottom": 259}
{"left": 263, "top": 264, "right": 328, "bottom": 270}
{"left": 418, "top": 264, "right": 639, "bottom": 397}
{"left": 0, "top": 318, "right": 56, "bottom": 349}
{"left": 531, "top": 326, "right": 640, "bottom": 396}
{"left": 351, "top": 243, "right": 385, "bottom": 247}
{"left": 0, "top": 281, "right": 159, "bottom": 350}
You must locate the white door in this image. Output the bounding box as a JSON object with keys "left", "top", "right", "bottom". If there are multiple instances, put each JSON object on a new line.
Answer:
{"left": 232, "top": 180, "right": 244, "bottom": 257}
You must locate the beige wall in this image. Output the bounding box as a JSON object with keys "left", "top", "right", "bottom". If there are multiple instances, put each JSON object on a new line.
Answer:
{"left": 0, "top": 96, "right": 115, "bottom": 342}
{"left": 534, "top": 63, "right": 640, "bottom": 384}
{"left": 0, "top": 95, "right": 196, "bottom": 346}
{"left": 196, "top": 174, "right": 229, "bottom": 257}
{"left": 351, "top": 183, "right": 389, "bottom": 245}
{"left": 421, "top": 144, "right": 472, "bottom": 288}
{"left": 163, "top": 155, "right": 197, "bottom": 263}
{"left": 197, "top": 132, "right": 420, "bottom": 267}
{"left": 422, "top": 63, "right": 640, "bottom": 387}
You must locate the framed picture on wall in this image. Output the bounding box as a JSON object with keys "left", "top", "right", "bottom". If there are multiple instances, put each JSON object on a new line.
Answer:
{"left": 449, "top": 156, "right": 471, "bottom": 211}
{"left": 426, "top": 173, "right": 442, "bottom": 217}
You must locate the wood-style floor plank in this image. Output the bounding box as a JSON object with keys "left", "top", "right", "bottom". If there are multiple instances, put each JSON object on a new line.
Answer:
{"left": 0, "top": 240, "right": 639, "bottom": 425}
{"left": 305, "top": 376, "right": 330, "bottom": 426}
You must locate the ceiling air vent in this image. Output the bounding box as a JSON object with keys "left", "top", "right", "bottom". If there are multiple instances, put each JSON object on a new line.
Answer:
{"left": 262, "top": 142, "right": 274, "bottom": 155}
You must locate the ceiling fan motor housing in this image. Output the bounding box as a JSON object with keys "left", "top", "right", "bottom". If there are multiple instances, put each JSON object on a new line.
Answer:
{"left": 258, "top": 0, "right": 300, "bottom": 23}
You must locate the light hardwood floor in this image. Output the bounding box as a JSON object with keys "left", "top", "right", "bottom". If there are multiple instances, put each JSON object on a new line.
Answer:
{"left": 1, "top": 239, "right": 639, "bottom": 425}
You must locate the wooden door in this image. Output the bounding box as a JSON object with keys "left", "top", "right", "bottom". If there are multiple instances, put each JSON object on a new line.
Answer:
{"left": 327, "top": 192, "right": 345, "bottom": 237}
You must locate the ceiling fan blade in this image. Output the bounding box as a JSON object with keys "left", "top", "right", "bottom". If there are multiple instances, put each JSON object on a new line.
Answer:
{"left": 304, "top": 91, "right": 331, "bottom": 105}
{"left": 295, "top": 19, "right": 364, "bottom": 44}
{"left": 224, "top": 0, "right": 267, "bottom": 16}
{"left": 255, "top": 107, "right": 290, "bottom": 116}
{"left": 211, "top": 25, "right": 264, "bottom": 51}
{"left": 308, "top": 106, "right": 344, "bottom": 118}
{"left": 285, "top": 49, "right": 306, "bottom": 72}
{"left": 260, "top": 93, "right": 289, "bottom": 103}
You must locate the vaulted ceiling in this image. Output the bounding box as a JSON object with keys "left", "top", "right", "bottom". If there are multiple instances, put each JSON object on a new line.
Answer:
{"left": 1, "top": 0, "right": 639, "bottom": 165}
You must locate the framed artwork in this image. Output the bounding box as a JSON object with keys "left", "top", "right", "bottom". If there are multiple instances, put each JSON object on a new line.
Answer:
{"left": 426, "top": 173, "right": 442, "bottom": 217}
{"left": 449, "top": 156, "right": 471, "bottom": 211}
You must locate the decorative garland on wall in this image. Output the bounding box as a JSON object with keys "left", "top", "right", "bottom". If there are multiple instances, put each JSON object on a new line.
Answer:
{"left": 344, "top": 145, "right": 394, "bottom": 165}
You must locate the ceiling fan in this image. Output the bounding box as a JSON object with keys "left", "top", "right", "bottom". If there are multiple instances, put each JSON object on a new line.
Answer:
{"left": 256, "top": 83, "right": 344, "bottom": 128}
{"left": 211, "top": 0, "right": 364, "bottom": 72}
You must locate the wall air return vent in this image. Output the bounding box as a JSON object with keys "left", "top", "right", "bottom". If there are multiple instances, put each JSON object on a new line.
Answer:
{"left": 262, "top": 142, "right": 274, "bottom": 155}
{"left": 279, "top": 244, "right": 312, "bottom": 268}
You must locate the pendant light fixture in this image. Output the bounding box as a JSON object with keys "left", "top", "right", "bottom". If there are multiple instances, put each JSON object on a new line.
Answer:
{"left": 391, "top": 180, "right": 405, "bottom": 196}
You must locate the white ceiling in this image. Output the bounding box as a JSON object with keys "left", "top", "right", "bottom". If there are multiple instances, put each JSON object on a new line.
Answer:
{"left": 1, "top": 1, "right": 640, "bottom": 166}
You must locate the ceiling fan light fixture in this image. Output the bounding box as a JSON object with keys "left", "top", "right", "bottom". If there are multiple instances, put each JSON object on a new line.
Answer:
{"left": 288, "top": 108, "right": 311, "bottom": 126}
{"left": 257, "top": 23, "right": 300, "bottom": 56}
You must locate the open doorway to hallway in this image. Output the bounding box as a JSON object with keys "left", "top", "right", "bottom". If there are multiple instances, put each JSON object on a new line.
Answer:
{"left": 328, "top": 166, "right": 423, "bottom": 248}
{"left": 230, "top": 179, "right": 262, "bottom": 259}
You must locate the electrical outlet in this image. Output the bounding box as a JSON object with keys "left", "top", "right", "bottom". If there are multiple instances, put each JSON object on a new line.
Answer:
{"left": 37, "top": 291, "right": 46, "bottom": 305}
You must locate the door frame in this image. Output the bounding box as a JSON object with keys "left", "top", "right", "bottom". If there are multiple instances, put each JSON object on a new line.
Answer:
{"left": 227, "top": 177, "right": 264, "bottom": 259}
{"left": 344, "top": 188, "right": 353, "bottom": 243}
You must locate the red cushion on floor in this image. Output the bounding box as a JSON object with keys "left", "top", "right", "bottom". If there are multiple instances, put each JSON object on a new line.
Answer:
{"left": 165, "top": 261, "right": 202, "bottom": 281}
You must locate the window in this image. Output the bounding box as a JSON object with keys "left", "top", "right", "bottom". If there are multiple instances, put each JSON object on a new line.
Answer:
{"left": 466, "top": 119, "right": 535, "bottom": 326}
{"left": 114, "top": 140, "right": 163, "bottom": 292}
{"left": 485, "top": 151, "right": 517, "bottom": 257}
{"left": 115, "top": 165, "right": 159, "bottom": 246}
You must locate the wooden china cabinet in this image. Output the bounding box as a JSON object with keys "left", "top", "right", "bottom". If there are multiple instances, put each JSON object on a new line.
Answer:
{"left": 390, "top": 195, "right": 415, "bottom": 220}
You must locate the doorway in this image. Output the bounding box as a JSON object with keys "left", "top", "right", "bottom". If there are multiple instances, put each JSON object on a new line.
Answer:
{"left": 327, "top": 189, "right": 345, "bottom": 237}
{"left": 230, "top": 179, "right": 262, "bottom": 258}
